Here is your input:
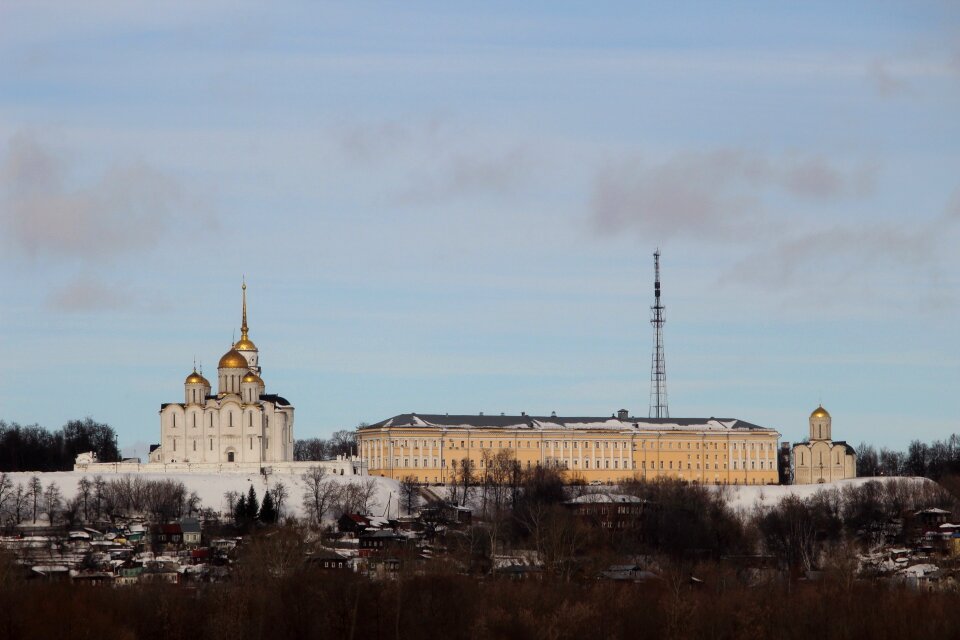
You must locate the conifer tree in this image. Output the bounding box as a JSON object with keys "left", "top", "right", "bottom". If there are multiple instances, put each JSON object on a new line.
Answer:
{"left": 259, "top": 490, "right": 277, "bottom": 524}
{"left": 246, "top": 486, "right": 259, "bottom": 521}
{"left": 233, "top": 494, "right": 247, "bottom": 526}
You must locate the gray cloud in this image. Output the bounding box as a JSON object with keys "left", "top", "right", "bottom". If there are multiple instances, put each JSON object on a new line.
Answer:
{"left": 868, "top": 59, "right": 910, "bottom": 97}
{"left": 330, "top": 118, "right": 538, "bottom": 205}
{"left": 0, "top": 132, "right": 183, "bottom": 264}
{"left": 724, "top": 189, "right": 960, "bottom": 293}
{"left": 590, "top": 149, "right": 873, "bottom": 241}
{"left": 47, "top": 275, "right": 136, "bottom": 312}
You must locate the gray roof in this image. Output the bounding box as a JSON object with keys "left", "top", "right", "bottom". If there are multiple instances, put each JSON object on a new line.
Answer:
{"left": 361, "top": 413, "right": 776, "bottom": 433}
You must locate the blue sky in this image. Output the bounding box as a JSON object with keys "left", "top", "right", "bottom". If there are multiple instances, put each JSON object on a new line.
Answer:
{"left": 1, "top": 1, "right": 958, "bottom": 455}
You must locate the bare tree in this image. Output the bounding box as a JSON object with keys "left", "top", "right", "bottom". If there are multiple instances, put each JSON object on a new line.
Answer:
{"left": 93, "top": 475, "right": 106, "bottom": 521}
{"left": 43, "top": 483, "right": 63, "bottom": 525}
{"left": 11, "top": 482, "right": 29, "bottom": 524}
{"left": 0, "top": 473, "right": 12, "bottom": 518}
{"left": 301, "top": 466, "right": 341, "bottom": 526}
{"left": 334, "top": 478, "right": 381, "bottom": 516}
{"left": 400, "top": 475, "right": 420, "bottom": 515}
{"left": 186, "top": 491, "right": 202, "bottom": 516}
{"left": 77, "top": 476, "right": 92, "bottom": 522}
{"left": 28, "top": 476, "right": 42, "bottom": 523}
{"left": 223, "top": 490, "right": 240, "bottom": 517}
{"left": 270, "top": 481, "right": 289, "bottom": 520}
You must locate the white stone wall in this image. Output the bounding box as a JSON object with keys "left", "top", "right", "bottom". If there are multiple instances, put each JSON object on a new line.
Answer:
{"left": 76, "top": 456, "right": 365, "bottom": 476}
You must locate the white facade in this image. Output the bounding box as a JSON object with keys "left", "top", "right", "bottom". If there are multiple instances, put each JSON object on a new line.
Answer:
{"left": 792, "top": 406, "right": 856, "bottom": 484}
{"left": 149, "top": 283, "right": 295, "bottom": 464}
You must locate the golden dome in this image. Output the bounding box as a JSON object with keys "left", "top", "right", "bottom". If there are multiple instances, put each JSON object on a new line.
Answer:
{"left": 234, "top": 337, "right": 257, "bottom": 352}
{"left": 219, "top": 349, "right": 249, "bottom": 369}
{"left": 811, "top": 405, "right": 830, "bottom": 419}
{"left": 242, "top": 371, "right": 263, "bottom": 385}
{"left": 185, "top": 370, "right": 210, "bottom": 386}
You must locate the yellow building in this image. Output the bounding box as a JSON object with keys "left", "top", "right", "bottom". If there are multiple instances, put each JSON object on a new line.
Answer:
{"left": 357, "top": 412, "right": 781, "bottom": 485}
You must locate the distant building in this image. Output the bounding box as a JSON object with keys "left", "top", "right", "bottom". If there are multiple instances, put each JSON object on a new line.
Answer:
{"left": 151, "top": 282, "right": 295, "bottom": 464}
{"left": 358, "top": 413, "right": 781, "bottom": 485}
{"left": 792, "top": 406, "right": 856, "bottom": 484}
{"left": 564, "top": 493, "right": 647, "bottom": 530}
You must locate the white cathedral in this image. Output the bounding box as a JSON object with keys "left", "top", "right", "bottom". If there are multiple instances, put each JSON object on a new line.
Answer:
{"left": 149, "top": 283, "right": 295, "bottom": 464}
{"left": 792, "top": 405, "right": 856, "bottom": 483}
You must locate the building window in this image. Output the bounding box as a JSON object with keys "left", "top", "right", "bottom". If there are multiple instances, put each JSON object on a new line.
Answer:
{"left": 210, "top": 438, "right": 213, "bottom": 451}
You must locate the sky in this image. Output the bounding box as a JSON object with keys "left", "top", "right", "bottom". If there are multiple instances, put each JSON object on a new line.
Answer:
{"left": 0, "top": 1, "right": 958, "bottom": 456}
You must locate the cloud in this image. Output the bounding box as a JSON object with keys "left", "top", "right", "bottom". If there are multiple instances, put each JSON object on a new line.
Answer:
{"left": 723, "top": 189, "right": 960, "bottom": 293}
{"left": 868, "top": 59, "right": 910, "bottom": 97}
{"left": 47, "top": 275, "right": 136, "bottom": 312}
{"left": 589, "top": 149, "right": 873, "bottom": 241}
{"left": 329, "top": 118, "right": 539, "bottom": 205}
{"left": 0, "top": 132, "right": 184, "bottom": 264}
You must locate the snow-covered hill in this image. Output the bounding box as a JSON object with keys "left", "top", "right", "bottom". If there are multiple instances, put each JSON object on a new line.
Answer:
{"left": 4, "top": 470, "right": 402, "bottom": 520}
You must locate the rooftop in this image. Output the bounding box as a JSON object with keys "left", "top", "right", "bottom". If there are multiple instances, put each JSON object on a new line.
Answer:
{"left": 362, "top": 413, "right": 776, "bottom": 433}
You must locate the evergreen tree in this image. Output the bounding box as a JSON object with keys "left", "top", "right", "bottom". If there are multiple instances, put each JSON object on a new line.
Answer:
{"left": 246, "top": 486, "right": 259, "bottom": 521}
{"left": 233, "top": 494, "right": 247, "bottom": 526}
{"left": 259, "top": 490, "right": 277, "bottom": 524}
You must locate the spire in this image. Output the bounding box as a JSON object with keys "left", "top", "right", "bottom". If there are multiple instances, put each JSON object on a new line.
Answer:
{"left": 241, "top": 277, "right": 249, "bottom": 340}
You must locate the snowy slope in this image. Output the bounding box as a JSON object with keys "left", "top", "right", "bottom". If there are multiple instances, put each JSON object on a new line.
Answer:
{"left": 4, "top": 470, "right": 402, "bottom": 520}
{"left": 715, "top": 476, "right": 933, "bottom": 513}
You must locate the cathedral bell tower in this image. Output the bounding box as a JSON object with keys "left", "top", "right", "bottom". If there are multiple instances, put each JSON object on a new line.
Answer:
{"left": 809, "top": 405, "right": 831, "bottom": 441}
{"left": 233, "top": 279, "right": 260, "bottom": 374}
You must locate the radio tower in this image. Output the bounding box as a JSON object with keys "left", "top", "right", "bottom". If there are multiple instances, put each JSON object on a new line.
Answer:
{"left": 649, "top": 249, "right": 669, "bottom": 418}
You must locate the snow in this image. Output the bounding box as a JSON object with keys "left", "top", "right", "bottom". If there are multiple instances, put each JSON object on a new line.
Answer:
{"left": 4, "top": 470, "right": 401, "bottom": 520}
{"left": 716, "top": 477, "right": 934, "bottom": 513}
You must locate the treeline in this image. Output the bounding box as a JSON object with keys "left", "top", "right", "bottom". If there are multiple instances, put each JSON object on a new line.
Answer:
{"left": 293, "top": 429, "right": 357, "bottom": 461}
{"left": 435, "top": 454, "right": 955, "bottom": 571}
{"left": 0, "top": 418, "right": 120, "bottom": 471}
{"left": 0, "top": 473, "right": 198, "bottom": 527}
{"left": 5, "top": 549, "right": 960, "bottom": 639}
{"left": 858, "top": 434, "right": 960, "bottom": 481}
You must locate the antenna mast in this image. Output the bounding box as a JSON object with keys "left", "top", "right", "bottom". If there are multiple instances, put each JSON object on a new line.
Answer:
{"left": 649, "top": 249, "right": 669, "bottom": 418}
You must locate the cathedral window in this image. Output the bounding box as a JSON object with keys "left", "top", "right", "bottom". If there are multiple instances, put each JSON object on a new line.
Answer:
{"left": 210, "top": 439, "right": 213, "bottom": 450}
{"left": 193, "top": 440, "right": 196, "bottom": 451}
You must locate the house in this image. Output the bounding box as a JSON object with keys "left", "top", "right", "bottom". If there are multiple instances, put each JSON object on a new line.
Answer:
{"left": 914, "top": 508, "right": 952, "bottom": 532}
{"left": 338, "top": 514, "right": 371, "bottom": 536}
{"left": 305, "top": 549, "right": 350, "bottom": 571}
{"left": 420, "top": 504, "right": 472, "bottom": 526}
{"left": 180, "top": 518, "right": 202, "bottom": 547}
{"left": 358, "top": 530, "right": 406, "bottom": 557}
{"left": 564, "top": 493, "right": 647, "bottom": 530}
{"left": 152, "top": 523, "right": 183, "bottom": 549}
{"left": 900, "top": 564, "right": 941, "bottom": 591}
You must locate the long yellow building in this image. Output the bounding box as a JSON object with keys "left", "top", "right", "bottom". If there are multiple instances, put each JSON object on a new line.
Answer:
{"left": 357, "top": 412, "right": 781, "bottom": 485}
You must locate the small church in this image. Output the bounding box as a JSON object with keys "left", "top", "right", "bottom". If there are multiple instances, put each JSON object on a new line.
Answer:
{"left": 149, "top": 282, "right": 295, "bottom": 464}
{"left": 792, "top": 405, "right": 856, "bottom": 483}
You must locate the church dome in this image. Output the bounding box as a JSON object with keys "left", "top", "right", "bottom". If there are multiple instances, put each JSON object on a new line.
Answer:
{"left": 242, "top": 371, "right": 263, "bottom": 385}
{"left": 810, "top": 405, "right": 830, "bottom": 419}
{"left": 219, "top": 349, "right": 249, "bottom": 369}
{"left": 185, "top": 370, "right": 210, "bottom": 386}
{"left": 234, "top": 337, "right": 257, "bottom": 352}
